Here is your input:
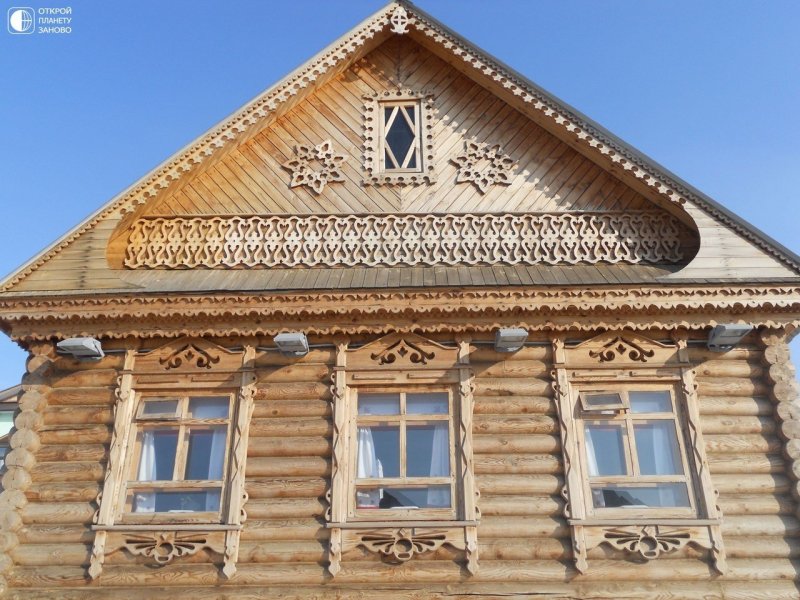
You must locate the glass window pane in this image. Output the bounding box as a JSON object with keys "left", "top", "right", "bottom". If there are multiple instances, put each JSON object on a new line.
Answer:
{"left": 358, "top": 393, "right": 400, "bottom": 415}
{"left": 629, "top": 391, "right": 672, "bottom": 413}
{"left": 385, "top": 106, "right": 416, "bottom": 168}
{"left": 137, "top": 429, "right": 178, "bottom": 481}
{"left": 0, "top": 412, "right": 13, "bottom": 438}
{"left": 186, "top": 426, "right": 227, "bottom": 480}
{"left": 129, "top": 489, "right": 221, "bottom": 513}
{"left": 188, "top": 397, "right": 229, "bottom": 419}
{"left": 407, "top": 423, "right": 450, "bottom": 477}
{"left": 357, "top": 486, "right": 451, "bottom": 509}
{"left": 357, "top": 425, "right": 399, "bottom": 478}
{"left": 584, "top": 423, "right": 627, "bottom": 476}
{"left": 407, "top": 392, "right": 448, "bottom": 415}
{"left": 634, "top": 421, "right": 683, "bottom": 475}
{"left": 583, "top": 393, "right": 623, "bottom": 408}
{"left": 591, "top": 483, "right": 690, "bottom": 509}
{"left": 141, "top": 399, "right": 179, "bottom": 417}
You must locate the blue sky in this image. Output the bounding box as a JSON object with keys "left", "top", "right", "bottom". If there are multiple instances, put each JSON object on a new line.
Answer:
{"left": 1, "top": 0, "right": 799, "bottom": 388}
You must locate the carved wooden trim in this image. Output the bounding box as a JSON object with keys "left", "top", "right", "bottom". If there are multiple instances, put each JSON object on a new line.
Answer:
{"left": 326, "top": 340, "right": 349, "bottom": 577}
{"left": 4, "top": 286, "right": 800, "bottom": 345}
{"left": 452, "top": 141, "right": 517, "bottom": 193}
{"left": 363, "top": 89, "right": 436, "bottom": 186}
{"left": 123, "top": 212, "right": 684, "bottom": 269}
{"left": 583, "top": 524, "right": 718, "bottom": 565}
{"left": 0, "top": 343, "right": 53, "bottom": 595}
{"left": 281, "top": 139, "right": 347, "bottom": 194}
{"left": 587, "top": 336, "right": 656, "bottom": 363}
{"left": 388, "top": 4, "right": 409, "bottom": 34}
{"left": 338, "top": 526, "right": 472, "bottom": 569}
{"left": 159, "top": 343, "right": 220, "bottom": 370}
{"left": 102, "top": 530, "right": 227, "bottom": 568}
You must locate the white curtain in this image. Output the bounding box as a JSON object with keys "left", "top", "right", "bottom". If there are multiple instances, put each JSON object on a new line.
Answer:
{"left": 357, "top": 426, "right": 384, "bottom": 507}
{"left": 205, "top": 428, "right": 227, "bottom": 511}
{"left": 584, "top": 426, "right": 599, "bottom": 477}
{"left": 427, "top": 423, "right": 449, "bottom": 507}
{"left": 135, "top": 430, "right": 157, "bottom": 513}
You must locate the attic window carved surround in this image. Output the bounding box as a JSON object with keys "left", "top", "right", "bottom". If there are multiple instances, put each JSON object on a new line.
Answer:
{"left": 326, "top": 333, "right": 479, "bottom": 576}
{"left": 551, "top": 331, "right": 727, "bottom": 575}
{"left": 363, "top": 90, "right": 436, "bottom": 186}
{"left": 88, "top": 339, "right": 256, "bottom": 580}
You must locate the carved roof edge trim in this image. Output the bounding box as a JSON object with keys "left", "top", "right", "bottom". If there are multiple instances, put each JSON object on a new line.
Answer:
{"left": 3, "top": 0, "right": 799, "bottom": 292}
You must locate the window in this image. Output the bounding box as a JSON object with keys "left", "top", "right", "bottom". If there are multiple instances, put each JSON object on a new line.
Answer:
{"left": 579, "top": 386, "right": 694, "bottom": 516}
{"left": 363, "top": 90, "right": 436, "bottom": 185}
{"left": 380, "top": 102, "right": 422, "bottom": 172}
{"left": 353, "top": 390, "right": 454, "bottom": 518}
{"left": 552, "top": 332, "right": 726, "bottom": 574}
{"left": 0, "top": 410, "right": 13, "bottom": 487}
{"left": 123, "top": 394, "right": 232, "bottom": 521}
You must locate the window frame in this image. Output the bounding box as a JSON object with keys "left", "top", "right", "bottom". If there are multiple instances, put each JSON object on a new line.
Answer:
{"left": 118, "top": 392, "right": 235, "bottom": 525}
{"left": 378, "top": 100, "right": 423, "bottom": 174}
{"left": 576, "top": 382, "right": 698, "bottom": 519}
{"left": 348, "top": 386, "right": 458, "bottom": 521}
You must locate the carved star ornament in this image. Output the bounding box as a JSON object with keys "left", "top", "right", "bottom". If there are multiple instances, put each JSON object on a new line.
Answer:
{"left": 282, "top": 139, "right": 347, "bottom": 194}
{"left": 452, "top": 141, "right": 517, "bottom": 194}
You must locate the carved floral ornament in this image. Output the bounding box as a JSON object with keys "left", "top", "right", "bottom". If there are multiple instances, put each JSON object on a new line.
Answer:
{"left": 452, "top": 141, "right": 518, "bottom": 193}
{"left": 281, "top": 139, "right": 347, "bottom": 194}
{"left": 370, "top": 337, "right": 435, "bottom": 365}
{"left": 159, "top": 343, "right": 221, "bottom": 370}
{"left": 359, "top": 528, "right": 447, "bottom": 563}
{"left": 587, "top": 336, "right": 656, "bottom": 363}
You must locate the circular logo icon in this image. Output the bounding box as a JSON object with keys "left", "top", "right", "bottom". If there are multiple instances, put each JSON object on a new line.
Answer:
{"left": 9, "top": 8, "right": 35, "bottom": 34}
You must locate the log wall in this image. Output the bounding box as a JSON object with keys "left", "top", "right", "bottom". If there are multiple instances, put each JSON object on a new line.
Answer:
{"left": 3, "top": 334, "right": 798, "bottom": 599}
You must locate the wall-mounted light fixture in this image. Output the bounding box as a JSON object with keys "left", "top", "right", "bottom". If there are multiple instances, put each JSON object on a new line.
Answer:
{"left": 273, "top": 332, "right": 309, "bottom": 357}
{"left": 56, "top": 337, "right": 105, "bottom": 360}
{"left": 707, "top": 324, "right": 753, "bottom": 352}
{"left": 494, "top": 327, "right": 528, "bottom": 353}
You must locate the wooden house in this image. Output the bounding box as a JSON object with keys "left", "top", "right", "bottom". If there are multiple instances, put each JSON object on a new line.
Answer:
{"left": 0, "top": 1, "right": 799, "bottom": 597}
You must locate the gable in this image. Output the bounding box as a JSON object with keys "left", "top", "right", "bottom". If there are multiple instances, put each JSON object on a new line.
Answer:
{"left": 2, "top": 0, "right": 798, "bottom": 295}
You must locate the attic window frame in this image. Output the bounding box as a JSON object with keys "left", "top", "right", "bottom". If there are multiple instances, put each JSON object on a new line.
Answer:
{"left": 363, "top": 90, "right": 436, "bottom": 186}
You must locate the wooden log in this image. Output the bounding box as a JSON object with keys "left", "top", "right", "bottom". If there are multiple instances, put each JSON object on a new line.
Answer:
{"left": 478, "top": 494, "right": 562, "bottom": 517}
{"left": 21, "top": 502, "right": 95, "bottom": 525}
{"left": 699, "top": 415, "right": 775, "bottom": 435}
{"left": 689, "top": 346, "right": 760, "bottom": 362}
{"left": 252, "top": 398, "right": 330, "bottom": 419}
{"left": 713, "top": 473, "right": 789, "bottom": 494}
{"left": 707, "top": 453, "right": 785, "bottom": 474}
{"left": 724, "top": 536, "right": 800, "bottom": 559}
{"left": 257, "top": 364, "right": 331, "bottom": 383}
{"left": 470, "top": 346, "right": 550, "bottom": 362}
{"left": 35, "top": 444, "right": 106, "bottom": 463}
{"left": 42, "top": 406, "right": 112, "bottom": 426}
{"left": 46, "top": 387, "right": 115, "bottom": 407}
{"left": 245, "top": 477, "right": 327, "bottom": 499}
{"left": 239, "top": 519, "right": 328, "bottom": 542}
{"left": 236, "top": 540, "right": 326, "bottom": 564}
{"left": 247, "top": 436, "right": 331, "bottom": 458}
{"left": 473, "top": 395, "right": 554, "bottom": 415}
{"left": 472, "top": 359, "right": 549, "bottom": 378}
{"left": 25, "top": 482, "right": 100, "bottom": 503}
{"left": 255, "top": 382, "right": 330, "bottom": 401}
{"left": 479, "top": 538, "right": 568, "bottom": 561}
{"left": 17, "top": 525, "right": 94, "bottom": 544}
{"left": 246, "top": 456, "right": 331, "bottom": 478}
{"left": 478, "top": 516, "right": 567, "bottom": 539}
{"left": 693, "top": 360, "right": 764, "bottom": 379}
{"left": 703, "top": 433, "right": 780, "bottom": 454}
{"left": 473, "top": 378, "right": 551, "bottom": 397}
{"left": 696, "top": 377, "right": 768, "bottom": 397}
{"left": 475, "top": 474, "right": 562, "bottom": 495}
{"left": 722, "top": 515, "right": 799, "bottom": 537}
{"left": 29, "top": 462, "right": 104, "bottom": 483}
{"left": 473, "top": 415, "right": 557, "bottom": 435}
{"left": 718, "top": 493, "right": 795, "bottom": 516}
{"left": 254, "top": 348, "right": 335, "bottom": 367}
{"left": 473, "top": 453, "right": 561, "bottom": 475}
{"left": 698, "top": 396, "right": 773, "bottom": 417}
{"left": 48, "top": 370, "right": 118, "bottom": 388}
{"left": 11, "top": 543, "right": 90, "bottom": 567}
{"left": 38, "top": 425, "right": 110, "bottom": 445}
{"left": 249, "top": 417, "right": 331, "bottom": 438}
{"left": 473, "top": 433, "right": 560, "bottom": 454}
{"left": 50, "top": 354, "right": 123, "bottom": 372}
{"left": 244, "top": 497, "right": 326, "bottom": 520}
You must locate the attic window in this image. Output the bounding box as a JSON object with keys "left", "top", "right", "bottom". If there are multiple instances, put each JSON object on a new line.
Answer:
{"left": 363, "top": 90, "right": 436, "bottom": 186}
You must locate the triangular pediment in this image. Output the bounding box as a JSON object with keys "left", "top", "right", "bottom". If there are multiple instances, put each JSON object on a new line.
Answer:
{"left": 2, "top": 0, "right": 798, "bottom": 295}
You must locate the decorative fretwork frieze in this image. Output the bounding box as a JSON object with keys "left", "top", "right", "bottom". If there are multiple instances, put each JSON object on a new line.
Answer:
{"left": 123, "top": 212, "right": 684, "bottom": 269}
{"left": 452, "top": 141, "right": 517, "bottom": 193}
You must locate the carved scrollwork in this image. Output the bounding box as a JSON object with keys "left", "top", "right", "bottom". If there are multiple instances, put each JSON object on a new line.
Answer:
{"left": 122, "top": 212, "right": 685, "bottom": 270}
{"left": 122, "top": 532, "right": 209, "bottom": 565}
{"left": 358, "top": 528, "right": 447, "bottom": 563}
{"left": 388, "top": 4, "right": 409, "bottom": 34}
{"left": 159, "top": 343, "right": 220, "bottom": 370}
{"left": 452, "top": 141, "right": 517, "bottom": 193}
{"left": 588, "top": 336, "right": 656, "bottom": 363}
{"left": 602, "top": 526, "right": 691, "bottom": 561}
{"left": 281, "top": 139, "right": 347, "bottom": 194}
{"left": 370, "top": 338, "right": 435, "bottom": 365}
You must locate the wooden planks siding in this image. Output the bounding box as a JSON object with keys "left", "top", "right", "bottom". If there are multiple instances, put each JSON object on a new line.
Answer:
{"left": 7, "top": 335, "right": 799, "bottom": 598}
